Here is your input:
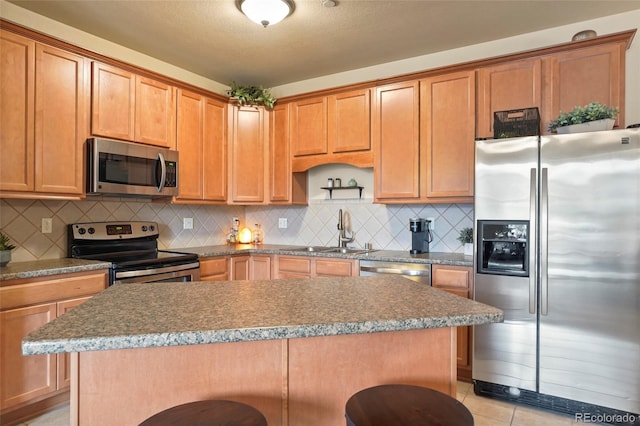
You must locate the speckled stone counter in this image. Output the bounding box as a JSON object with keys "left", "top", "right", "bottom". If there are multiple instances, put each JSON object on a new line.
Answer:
{"left": 23, "top": 275, "right": 501, "bottom": 355}
{"left": 174, "top": 244, "right": 473, "bottom": 266}
{"left": 0, "top": 258, "right": 111, "bottom": 283}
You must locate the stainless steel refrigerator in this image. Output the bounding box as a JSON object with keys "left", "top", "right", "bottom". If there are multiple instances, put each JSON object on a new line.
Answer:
{"left": 473, "top": 129, "right": 640, "bottom": 419}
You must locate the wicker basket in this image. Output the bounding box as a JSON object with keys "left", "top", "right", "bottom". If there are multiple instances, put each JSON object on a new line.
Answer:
{"left": 494, "top": 107, "right": 540, "bottom": 138}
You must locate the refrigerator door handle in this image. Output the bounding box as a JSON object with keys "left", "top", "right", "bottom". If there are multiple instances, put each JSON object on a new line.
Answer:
{"left": 529, "top": 168, "right": 537, "bottom": 314}
{"left": 540, "top": 167, "right": 549, "bottom": 315}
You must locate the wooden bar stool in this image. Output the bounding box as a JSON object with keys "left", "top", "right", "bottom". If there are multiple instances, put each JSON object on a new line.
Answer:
{"left": 139, "top": 400, "right": 267, "bottom": 426}
{"left": 345, "top": 384, "right": 473, "bottom": 426}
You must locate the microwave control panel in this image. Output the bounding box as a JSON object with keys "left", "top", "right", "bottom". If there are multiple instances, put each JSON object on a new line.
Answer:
{"left": 164, "top": 161, "right": 177, "bottom": 187}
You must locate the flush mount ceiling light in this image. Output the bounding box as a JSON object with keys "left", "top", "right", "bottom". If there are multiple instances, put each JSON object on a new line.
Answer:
{"left": 238, "top": 0, "right": 294, "bottom": 28}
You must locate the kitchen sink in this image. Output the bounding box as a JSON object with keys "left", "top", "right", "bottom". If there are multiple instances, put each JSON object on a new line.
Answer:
{"left": 287, "top": 246, "right": 334, "bottom": 253}
{"left": 285, "top": 246, "right": 376, "bottom": 255}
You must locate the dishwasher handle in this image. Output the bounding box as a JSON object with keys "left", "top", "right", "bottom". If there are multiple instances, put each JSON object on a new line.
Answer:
{"left": 359, "top": 265, "right": 430, "bottom": 277}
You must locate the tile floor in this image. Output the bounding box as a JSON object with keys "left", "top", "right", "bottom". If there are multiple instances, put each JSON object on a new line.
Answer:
{"left": 19, "top": 381, "right": 596, "bottom": 426}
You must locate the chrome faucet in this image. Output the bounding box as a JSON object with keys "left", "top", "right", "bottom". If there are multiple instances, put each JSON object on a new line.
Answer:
{"left": 337, "top": 208, "right": 355, "bottom": 247}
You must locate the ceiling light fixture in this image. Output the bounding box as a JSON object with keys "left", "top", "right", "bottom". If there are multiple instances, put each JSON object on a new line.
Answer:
{"left": 238, "top": 0, "right": 294, "bottom": 28}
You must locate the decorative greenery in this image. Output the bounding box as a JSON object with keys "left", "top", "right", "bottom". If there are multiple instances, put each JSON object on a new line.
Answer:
{"left": 457, "top": 227, "right": 473, "bottom": 244}
{"left": 0, "top": 232, "right": 16, "bottom": 251}
{"left": 226, "top": 81, "right": 276, "bottom": 109}
{"left": 548, "top": 102, "right": 618, "bottom": 132}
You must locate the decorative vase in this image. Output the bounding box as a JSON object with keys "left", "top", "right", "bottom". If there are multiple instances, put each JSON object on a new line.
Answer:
{"left": 464, "top": 243, "right": 473, "bottom": 256}
{"left": 556, "top": 118, "right": 615, "bottom": 134}
{"left": 0, "top": 250, "right": 11, "bottom": 267}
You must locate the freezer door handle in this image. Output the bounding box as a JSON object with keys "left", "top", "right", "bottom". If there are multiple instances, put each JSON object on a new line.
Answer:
{"left": 540, "top": 167, "right": 549, "bottom": 315}
{"left": 529, "top": 168, "right": 537, "bottom": 314}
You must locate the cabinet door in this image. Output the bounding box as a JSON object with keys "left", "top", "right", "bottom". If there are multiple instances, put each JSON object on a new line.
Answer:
{"left": 176, "top": 89, "right": 204, "bottom": 200}
{"left": 315, "top": 258, "right": 356, "bottom": 277}
{"left": 230, "top": 255, "right": 251, "bottom": 280}
{"left": 373, "top": 81, "right": 420, "bottom": 201}
{"left": 275, "top": 256, "right": 312, "bottom": 279}
{"left": 91, "top": 62, "right": 135, "bottom": 140}
{"left": 203, "top": 98, "right": 227, "bottom": 201}
{"left": 34, "top": 44, "right": 86, "bottom": 195}
{"left": 270, "top": 103, "right": 291, "bottom": 203}
{"left": 420, "top": 71, "right": 475, "bottom": 200}
{"left": 200, "top": 257, "right": 230, "bottom": 281}
{"left": 476, "top": 58, "right": 542, "bottom": 138}
{"left": 0, "top": 30, "right": 34, "bottom": 193}
{"left": 328, "top": 89, "right": 371, "bottom": 153}
{"left": 291, "top": 97, "right": 327, "bottom": 157}
{"left": 229, "top": 106, "right": 267, "bottom": 204}
{"left": 57, "top": 296, "right": 92, "bottom": 389}
{"left": 251, "top": 255, "right": 272, "bottom": 280}
{"left": 1, "top": 304, "right": 57, "bottom": 409}
{"left": 544, "top": 42, "right": 624, "bottom": 130}
{"left": 135, "top": 76, "right": 175, "bottom": 148}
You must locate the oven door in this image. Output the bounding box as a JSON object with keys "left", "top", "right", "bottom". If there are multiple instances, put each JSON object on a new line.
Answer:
{"left": 113, "top": 262, "right": 200, "bottom": 284}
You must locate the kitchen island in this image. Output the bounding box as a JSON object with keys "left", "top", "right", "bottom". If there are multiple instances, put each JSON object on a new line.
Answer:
{"left": 23, "top": 275, "right": 502, "bottom": 425}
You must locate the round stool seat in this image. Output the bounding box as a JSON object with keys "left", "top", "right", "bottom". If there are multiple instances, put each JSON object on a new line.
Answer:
{"left": 345, "top": 384, "right": 473, "bottom": 426}
{"left": 139, "top": 400, "right": 267, "bottom": 426}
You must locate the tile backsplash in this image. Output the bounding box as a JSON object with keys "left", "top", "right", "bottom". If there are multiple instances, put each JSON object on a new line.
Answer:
{"left": 0, "top": 197, "right": 472, "bottom": 263}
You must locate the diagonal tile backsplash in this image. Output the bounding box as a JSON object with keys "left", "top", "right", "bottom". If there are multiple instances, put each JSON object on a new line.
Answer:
{"left": 0, "top": 196, "right": 473, "bottom": 263}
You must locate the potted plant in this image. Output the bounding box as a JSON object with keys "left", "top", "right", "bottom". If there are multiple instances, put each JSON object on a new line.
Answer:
{"left": 548, "top": 102, "right": 619, "bottom": 134}
{"left": 0, "top": 231, "right": 16, "bottom": 267}
{"left": 457, "top": 227, "right": 473, "bottom": 256}
{"left": 226, "top": 81, "right": 276, "bottom": 109}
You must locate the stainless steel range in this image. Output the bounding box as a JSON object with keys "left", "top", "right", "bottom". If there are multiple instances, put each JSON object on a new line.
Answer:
{"left": 68, "top": 221, "right": 200, "bottom": 285}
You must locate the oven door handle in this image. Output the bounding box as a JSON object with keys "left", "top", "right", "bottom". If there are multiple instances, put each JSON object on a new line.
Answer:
{"left": 157, "top": 152, "right": 167, "bottom": 193}
{"left": 115, "top": 262, "right": 200, "bottom": 279}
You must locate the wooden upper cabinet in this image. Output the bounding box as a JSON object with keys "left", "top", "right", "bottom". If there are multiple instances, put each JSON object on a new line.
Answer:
{"left": 92, "top": 62, "right": 176, "bottom": 148}
{"left": 203, "top": 97, "right": 227, "bottom": 201}
{"left": 373, "top": 81, "right": 420, "bottom": 201}
{"left": 35, "top": 44, "right": 87, "bottom": 195}
{"left": 291, "top": 96, "right": 327, "bottom": 157}
{"left": 91, "top": 62, "right": 134, "bottom": 140}
{"left": 542, "top": 42, "right": 625, "bottom": 130}
{"left": 270, "top": 103, "right": 291, "bottom": 203}
{"left": 476, "top": 58, "right": 542, "bottom": 139}
{"left": 328, "top": 88, "right": 371, "bottom": 153}
{"left": 0, "top": 30, "right": 35, "bottom": 193}
{"left": 0, "top": 30, "right": 86, "bottom": 197}
{"left": 228, "top": 106, "right": 268, "bottom": 204}
{"left": 135, "top": 77, "right": 176, "bottom": 148}
{"left": 175, "top": 90, "right": 227, "bottom": 203}
{"left": 420, "top": 71, "right": 475, "bottom": 201}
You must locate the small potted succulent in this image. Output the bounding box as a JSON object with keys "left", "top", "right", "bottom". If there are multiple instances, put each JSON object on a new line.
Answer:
{"left": 0, "top": 231, "right": 16, "bottom": 267}
{"left": 548, "top": 102, "right": 618, "bottom": 134}
{"left": 227, "top": 81, "right": 276, "bottom": 109}
{"left": 457, "top": 227, "right": 473, "bottom": 256}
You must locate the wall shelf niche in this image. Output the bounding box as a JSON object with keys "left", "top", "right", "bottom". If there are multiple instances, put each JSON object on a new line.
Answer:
{"left": 320, "top": 186, "right": 364, "bottom": 199}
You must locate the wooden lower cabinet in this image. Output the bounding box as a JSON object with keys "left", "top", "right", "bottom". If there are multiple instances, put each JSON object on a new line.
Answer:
{"left": 199, "top": 256, "right": 230, "bottom": 281}
{"left": 274, "top": 256, "right": 357, "bottom": 279}
{"left": 230, "top": 255, "right": 272, "bottom": 280}
{"left": 431, "top": 264, "right": 474, "bottom": 381}
{"left": 0, "top": 270, "right": 108, "bottom": 425}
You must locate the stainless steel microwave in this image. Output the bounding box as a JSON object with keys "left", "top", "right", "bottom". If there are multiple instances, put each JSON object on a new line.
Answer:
{"left": 86, "top": 138, "right": 178, "bottom": 197}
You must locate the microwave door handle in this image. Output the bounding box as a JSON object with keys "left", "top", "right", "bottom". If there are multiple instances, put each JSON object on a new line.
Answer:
{"left": 157, "top": 152, "right": 167, "bottom": 192}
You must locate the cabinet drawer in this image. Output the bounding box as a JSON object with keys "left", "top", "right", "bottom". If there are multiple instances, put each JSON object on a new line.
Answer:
{"left": 200, "top": 257, "right": 228, "bottom": 277}
{"left": 277, "top": 256, "right": 312, "bottom": 274}
{"left": 0, "top": 271, "right": 108, "bottom": 310}
{"left": 316, "top": 259, "right": 354, "bottom": 277}
{"left": 431, "top": 265, "right": 470, "bottom": 290}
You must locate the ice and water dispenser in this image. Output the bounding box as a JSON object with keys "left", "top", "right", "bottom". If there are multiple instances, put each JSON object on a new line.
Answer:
{"left": 477, "top": 221, "right": 529, "bottom": 276}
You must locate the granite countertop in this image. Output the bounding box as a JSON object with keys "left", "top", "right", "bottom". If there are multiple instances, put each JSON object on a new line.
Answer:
{"left": 22, "top": 275, "right": 502, "bottom": 355}
{"left": 174, "top": 244, "right": 473, "bottom": 266}
{"left": 0, "top": 258, "right": 112, "bottom": 283}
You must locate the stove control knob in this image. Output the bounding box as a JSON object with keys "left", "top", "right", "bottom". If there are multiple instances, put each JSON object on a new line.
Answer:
{"left": 78, "top": 227, "right": 86, "bottom": 235}
{"left": 141, "top": 225, "right": 148, "bottom": 232}
{"left": 88, "top": 227, "right": 95, "bottom": 234}
{"left": 149, "top": 225, "right": 155, "bottom": 232}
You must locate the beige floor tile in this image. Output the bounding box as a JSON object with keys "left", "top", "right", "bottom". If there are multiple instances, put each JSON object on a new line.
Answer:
{"left": 457, "top": 380, "right": 473, "bottom": 401}
{"left": 21, "top": 404, "right": 69, "bottom": 426}
{"left": 512, "top": 405, "right": 574, "bottom": 426}
{"left": 462, "top": 393, "right": 515, "bottom": 423}
{"left": 472, "top": 412, "right": 513, "bottom": 426}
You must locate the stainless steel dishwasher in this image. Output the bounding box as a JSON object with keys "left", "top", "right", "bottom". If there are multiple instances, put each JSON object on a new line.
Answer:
{"left": 359, "top": 260, "right": 431, "bottom": 285}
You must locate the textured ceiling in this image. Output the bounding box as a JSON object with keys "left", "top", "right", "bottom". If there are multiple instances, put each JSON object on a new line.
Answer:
{"left": 7, "top": 0, "right": 640, "bottom": 87}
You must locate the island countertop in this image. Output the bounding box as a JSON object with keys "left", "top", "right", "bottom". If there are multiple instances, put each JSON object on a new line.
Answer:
{"left": 22, "top": 275, "right": 502, "bottom": 355}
